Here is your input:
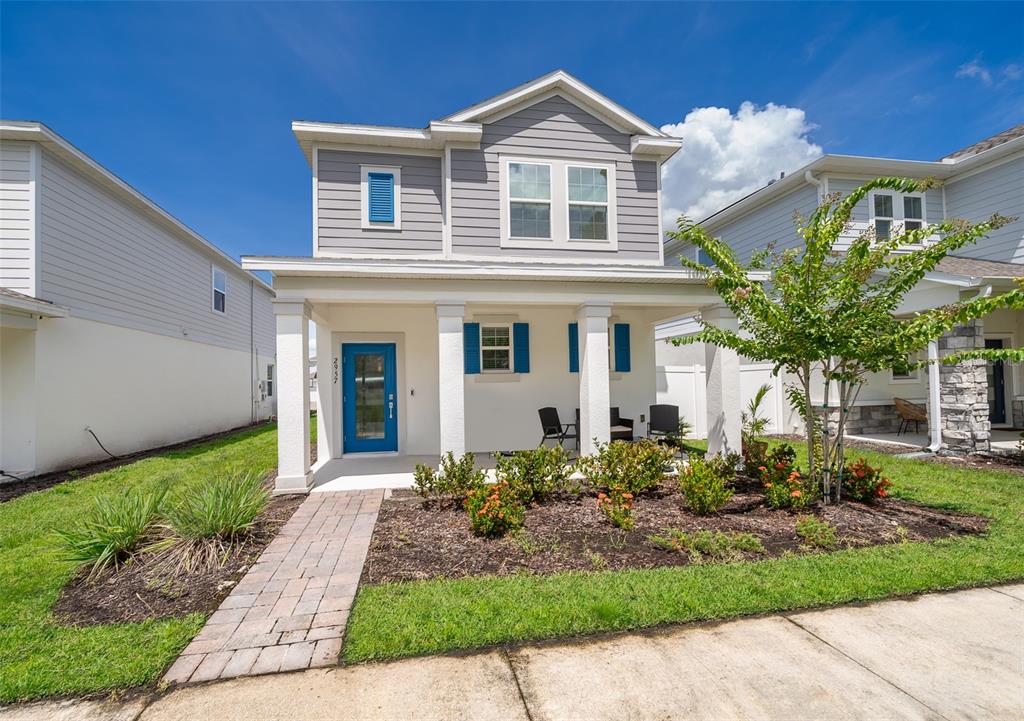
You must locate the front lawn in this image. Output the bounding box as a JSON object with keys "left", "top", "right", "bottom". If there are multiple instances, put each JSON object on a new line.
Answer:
{"left": 343, "top": 443, "right": 1024, "bottom": 663}
{"left": 0, "top": 423, "right": 284, "bottom": 702}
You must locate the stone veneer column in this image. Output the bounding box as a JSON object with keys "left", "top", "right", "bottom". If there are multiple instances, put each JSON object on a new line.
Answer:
{"left": 938, "top": 319, "right": 990, "bottom": 454}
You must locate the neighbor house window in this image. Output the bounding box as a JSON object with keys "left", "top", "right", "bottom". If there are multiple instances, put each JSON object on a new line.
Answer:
{"left": 508, "top": 162, "right": 551, "bottom": 239}
{"left": 567, "top": 165, "right": 608, "bottom": 240}
{"left": 871, "top": 192, "right": 926, "bottom": 242}
{"left": 266, "top": 364, "right": 274, "bottom": 396}
{"left": 361, "top": 165, "right": 402, "bottom": 229}
{"left": 480, "top": 324, "right": 511, "bottom": 372}
{"left": 212, "top": 266, "right": 227, "bottom": 313}
{"left": 501, "top": 157, "right": 616, "bottom": 249}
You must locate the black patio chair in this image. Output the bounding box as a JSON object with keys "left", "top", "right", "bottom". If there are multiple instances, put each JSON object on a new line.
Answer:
{"left": 574, "top": 407, "right": 635, "bottom": 442}
{"left": 647, "top": 404, "right": 680, "bottom": 442}
{"left": 539, "top": 407, "right": 578, "bottom": 450}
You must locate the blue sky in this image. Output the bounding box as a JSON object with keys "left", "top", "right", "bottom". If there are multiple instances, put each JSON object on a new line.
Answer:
{"left": 2, "top": 2, "right": 1021, "bottom": 261}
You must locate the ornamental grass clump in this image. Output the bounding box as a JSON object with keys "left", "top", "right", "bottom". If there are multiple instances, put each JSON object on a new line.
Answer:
{"left": 795, "top": 515, "right": 839, "bottom": 549}
{"left": 580, "top": 439, "right": 675, "bottom": 496}
{"left": 678, "top": 455, "right": 736, "bottom": 515}
{"left": 56, "top": 489, "right": 165, "bottom": 578}
{"left": 464, "top": 481, "right": 524, "bottom": 537}
{"left": 495, "top": 445, "right": 573, "bottom": 504}
{"left": 648, "top": 528, "right": 765, "bottom": 563}
{"left": 157, "top": 470, "right": 269, "bottom": 573}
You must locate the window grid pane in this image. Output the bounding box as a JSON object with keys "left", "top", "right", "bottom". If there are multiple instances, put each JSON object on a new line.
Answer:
{"left": 874, "top": 219, "right": 891, "bottom": 240}
{"left": 481, "top": 326, "right": 510, "bottom": 347}
{"left": 510, "top": 201, "right": 551, "bottom": 238}
{"left": 568, "top": 166, "right": 608, "bottom": 203}
{"left": 509, "top": 163, "right": 551, "bottom": 200}
{"left": 903, "top": 196, "right": 922, "bottom": 220}
{"left": 874, "top": 195, "right": 893, "bottom": 218}
{"left": 482, "top": 349, "right": 511, "bottom": 371}
{"left": 569, "top": 204, "right": 608, "bottom": 240}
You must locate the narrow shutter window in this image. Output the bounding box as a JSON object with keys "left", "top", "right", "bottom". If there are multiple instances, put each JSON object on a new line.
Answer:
{"left": 367, "top": 172, "right": 395, "bottom": 223}
{"left": 464, "top": 323, "right": 481, "bottom": 374}
{"left": 513, "top": 323, "right": 530, "bottom": 373}
{"left": 568, "top": 322, "right": 579, "bottom": 373}
{"left": 614, "top": 323, "right": 631, "bottom": 372}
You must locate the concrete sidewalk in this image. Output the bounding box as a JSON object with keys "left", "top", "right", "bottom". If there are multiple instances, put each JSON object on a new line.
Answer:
{"left": 4, "top": 585, "right": 1022, "bottom": 721}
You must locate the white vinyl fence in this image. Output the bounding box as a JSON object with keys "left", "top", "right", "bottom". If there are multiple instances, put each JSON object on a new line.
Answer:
{"left": 656, "top": 363, "right": 789, "bottom": 439}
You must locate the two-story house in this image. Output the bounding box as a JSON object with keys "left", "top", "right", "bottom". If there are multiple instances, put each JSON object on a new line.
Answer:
{"left": 661, "top": 125, "right": 1024, "bottom": 454}
{"left": 244, "top": 71, "right": 749, "bottom": 494}
{"left": 0, "top": 122, "right": 277, "bottom": 478}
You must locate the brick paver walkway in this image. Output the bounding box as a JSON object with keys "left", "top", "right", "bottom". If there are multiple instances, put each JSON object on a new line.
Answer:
{"left": 163, "top": 489, "right": 383, "bottom": 684}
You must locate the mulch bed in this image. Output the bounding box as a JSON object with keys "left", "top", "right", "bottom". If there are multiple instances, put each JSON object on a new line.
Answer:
{"left": 361, "top": 480, "right": 987, "bottom": 585}
{"left": 0, "top": 421, "right": 276, "bottom": 504}
{"left": 52, "top": 491, "right": 303, "bottom": 627}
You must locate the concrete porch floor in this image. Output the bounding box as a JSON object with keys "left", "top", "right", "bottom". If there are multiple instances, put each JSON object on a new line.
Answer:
{"left": 311, "top": 453, "right": 502, "bottom": 492}
{"left": 846, "top": 428, "right": 1021, "bottom": 452}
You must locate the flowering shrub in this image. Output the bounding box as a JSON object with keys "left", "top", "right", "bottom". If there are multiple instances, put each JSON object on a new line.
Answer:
{"left": 795, "top": 515, "right": 838, "bottom": 549}
{"left": 678, "top": 456, "right": 735, "bottom": 515}
{"left": 596, "top": 485, "right": 635, "bottom": 530}
{"left": 742, "top": 440, "right": 769, "bottom": 478}
{"left": 758, "top": 444, "right": 816, "bottom": 510}
{"left": 842, "top": 458, "right": 893, "bottom": 503}
{"left": 579, "top": 439, "right": 675, "bottom": 496}
{"left": 413, "top": 452, "right": 486, "bottom": 501}
{"left": 495, "top": 445, "right": 573, "bottom": 504}
{"left": 464, "top": 482, "right": 525, "bottom": 537}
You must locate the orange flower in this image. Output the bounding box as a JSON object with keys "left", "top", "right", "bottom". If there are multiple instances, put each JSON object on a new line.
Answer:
{"left": 790, "top": 490, "right": 802, "bottom": 498}
{"left": 764, "top": 482, "right": 773, "bottom": 489}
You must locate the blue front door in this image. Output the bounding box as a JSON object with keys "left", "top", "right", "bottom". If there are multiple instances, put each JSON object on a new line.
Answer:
{"left": 342, "top": 343, "right": 397, "bottom": 453}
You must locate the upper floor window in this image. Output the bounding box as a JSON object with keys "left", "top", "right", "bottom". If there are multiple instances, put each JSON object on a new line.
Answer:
{"left": 361, "top": 165, "right": 401, "bottom": 230}
{"left": 500, "top": 156, "right": 617, "bottom": 250}
{"left": 212, "top": 266, "right": 226, "bottom": 314}
{"left": 871, "top": 191, "right": 925, "bottom": 241}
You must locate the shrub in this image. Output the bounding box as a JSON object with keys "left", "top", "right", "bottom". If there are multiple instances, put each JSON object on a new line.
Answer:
{"left": 412, "top": 452, "right": 486, "bottom": 501}
{"left": 57, "top": 489, "right": 164, "bottom": 577}
{"left": 495, "top": 445, "right": 572, "bottom": 503}
{"left": 580, "top": 439, "right": 675, "bottom": 496}
{"left": 464, "top": 482, "right": 525, "bottom": 537}
{"left": 795, "top": 515, "right": 838, "bottom": 549}
{"left": 648, "top": 528, "right": 765, "bottom": 563}
{"left": 678, "top": 456, "right": 735, "bottom": 514}
{"left": 842, "top": 458, "right": 893, "bottom": 503}
{"left": 742, "top": 440, "right": 769, "bottom": 478}
{"left": 758, "top": 444, "right": 816, "bottom": 510}
{"left": 596, "top": 485, "right": 635, "bottom": 530}
{"left": 159, "top": 470, "right": 269, "bottom": 571}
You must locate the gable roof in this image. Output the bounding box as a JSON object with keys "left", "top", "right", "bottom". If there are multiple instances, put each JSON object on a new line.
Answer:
{"left": 943, "top": 124, "right": 1024, "bottom": 161}
{"left": 0, "top": 121, "right": 273, "bottom": 293}
{"left": 445, "top": 69, "right": 669, "bottom": 138}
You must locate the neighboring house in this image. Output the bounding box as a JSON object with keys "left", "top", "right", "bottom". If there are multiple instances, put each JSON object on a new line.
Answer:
{"left": 244, "top": 70, "right": 749, "bottom": 494}
{"left": 0, "top": 122, "right": 277, "bottom": 478}
{"left": 661, "top": 124, "right": 1024, "bottom": 453}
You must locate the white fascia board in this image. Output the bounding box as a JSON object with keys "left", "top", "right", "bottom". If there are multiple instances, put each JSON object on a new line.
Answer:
{"left": 241, "top": 255, "right": 770, "bottom": 285}
{"left": 0, "top": 121, "right": 273, "bottom": 294}
{"left": 655, "top": 314, "right": 701, "bottom": 340}
{"left": 444, "top": 69, "right": 667, "bottom": 138}
{"left": 0, "top": 294, "right": 68, "bottom": 318}
{"left": 631, "top": 136, "right": 683, "bottom": 162}
{"left": 292, "top": 120, "right": 482, "bottom": 165}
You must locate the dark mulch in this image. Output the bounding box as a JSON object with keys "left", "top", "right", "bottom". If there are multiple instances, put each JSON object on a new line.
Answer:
{"left": 52, "top": 492, "right": 303, "bottom": 626}
{"left": 361, "top": 481, "right": 987, "bottom": 585}
{"left": 928, "top": 452, "right": 1024, "bottom": 476}
{"left": 0, "top": 421, "right": 276, "bottom": 504}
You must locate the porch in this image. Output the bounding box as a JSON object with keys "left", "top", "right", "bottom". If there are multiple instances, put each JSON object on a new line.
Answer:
{"left": 847, "top": 429, "right": 1022, "bottom": 453}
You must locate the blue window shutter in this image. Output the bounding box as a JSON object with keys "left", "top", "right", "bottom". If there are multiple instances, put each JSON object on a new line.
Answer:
{"left": 463, "top": 323, "right": 480, "bottom": 374}
{"left": 513, "top": 322, "right": 530, "bottom": 373}
{"left": 614, "top": 323, "right": 631, "bottom": 372}
{"left": 367, "top": 172, "right": 394, "bottom": 223}
{"left": 568, "top": 322, "right": 579, "bottom": 373}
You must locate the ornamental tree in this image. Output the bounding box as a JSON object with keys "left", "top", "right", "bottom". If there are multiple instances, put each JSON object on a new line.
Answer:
{"left": 668, "top": 177, "right": 1023, "bottom": 501}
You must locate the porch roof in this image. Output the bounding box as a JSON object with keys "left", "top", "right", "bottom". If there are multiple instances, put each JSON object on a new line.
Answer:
{"left": 242, "top": 255, "right": 769, "bottom": 285}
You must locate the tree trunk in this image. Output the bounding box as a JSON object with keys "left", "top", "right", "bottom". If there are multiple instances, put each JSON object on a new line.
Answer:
{"left": 801, "top": 363, "right": 816, "bottom": 483}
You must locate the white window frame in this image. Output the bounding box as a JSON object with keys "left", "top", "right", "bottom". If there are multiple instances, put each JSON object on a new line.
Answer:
{"left": 499, "top": 155, "right": 617, "bottom": 251}
{"left": 211, "top": 265, "right": 227, "bottom": 314}
{"left": 480, "top": 323, "right": 513, "bottom": 374}
{"left": 890, "top": 351, "right": 920, "bottom": 384}
{"left": 360, "top": 165, "right": 402, "bottom": 230}
{"left": 869, "top": 190, "right": 927, "bottom": 244}
{"left": 266, "top": 364, "right": 274, "bottom": 397}
{"left": 566, "top": 162, "right": 612, "bottom": 243}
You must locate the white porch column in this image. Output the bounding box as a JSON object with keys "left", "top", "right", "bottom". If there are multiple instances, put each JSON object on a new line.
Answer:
{"left": 273, "top": 301, "right": 313, "bottom": 494}
{"left": 578, "top": 302, "right": 612, "bottom": 455}
{"left": 703, "top": 306, "right": 742, "bottom": 457}
{"left": 315, "top": 320, "right": 334, "bottom": 464}
{"left": 436, "top": 302, "right": 466, "bottom": 456}
{"left": 926, "top": 339, "right": 943, "bottom": 452}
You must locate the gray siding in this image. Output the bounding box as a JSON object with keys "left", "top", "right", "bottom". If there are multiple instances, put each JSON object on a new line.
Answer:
{"left": 945, "top": 153, "right": 1024, "bottom": 263}
{"left": 450, "top": 94, "right": 661, "bottom": 261}
{"left": 317, "top": 150, "right": 442, "bottom": 255}
{"left": 37, "top": 147, "right": 274, "bottom": 355}
{"left": 712, "top": 183, "right": 820, "bottom": 261}
{"left": 0, "top": 141, "right": 34, "bottom": 294}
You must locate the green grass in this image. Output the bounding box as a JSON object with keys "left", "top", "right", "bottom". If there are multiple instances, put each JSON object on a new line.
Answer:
{"left": 343, "top": 444, "right": 1024, "bottom": 663}
{"left": 0, "top": 422, "right": 290, "bottom": 702}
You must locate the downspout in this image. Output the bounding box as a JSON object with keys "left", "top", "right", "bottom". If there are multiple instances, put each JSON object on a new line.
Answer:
{"left": 250, "top": 279, "right": 256, "bottom": 424}
{"left": 804, "top": 170, "right": 823, "bottom": 202}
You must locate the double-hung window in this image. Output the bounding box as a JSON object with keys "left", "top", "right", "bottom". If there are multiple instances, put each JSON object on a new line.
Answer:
{"left": 212, "top": 266, "right": 227, "bottom": 314}
{"left": 480, "top": 324, "right": 512, "bottom": 372}
{"left": 501, "top": 157, "right": 617, "bottom": 249}
{"left": 266, "top": 364, "right": 274, "bottom": 396}
{"left": 871, "top": 192, "right": 926, "bottom": 242}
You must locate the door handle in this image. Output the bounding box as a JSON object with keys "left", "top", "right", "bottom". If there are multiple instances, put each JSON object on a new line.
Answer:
{"left": 388, "top": 401, "right": 394, "bottom": 420}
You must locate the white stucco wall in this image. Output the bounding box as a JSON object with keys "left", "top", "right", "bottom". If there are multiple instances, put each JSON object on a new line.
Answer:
{"left": 13, "top": 315, "right": 275, "bottom": 475}
{"left": 1, "top": 326, "right": 37, "bottom": 474}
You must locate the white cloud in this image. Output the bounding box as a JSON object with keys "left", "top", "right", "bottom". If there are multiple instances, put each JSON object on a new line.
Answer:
{"left": 956, "top": 57, "right": 994, "bottom": 86}
{"left": 955, "top": 56, "right": 1023, "bottom": 87}
{"left": 1004, "top": 63, "right": 1023, "bottom": 81}
{"left": 659, "top": 102, "right": 823, "bottom": 227}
